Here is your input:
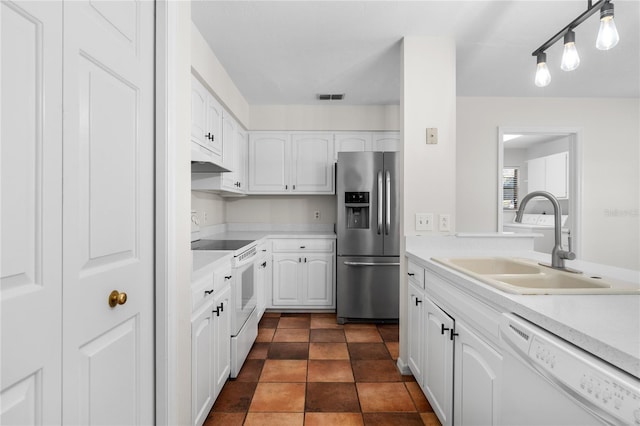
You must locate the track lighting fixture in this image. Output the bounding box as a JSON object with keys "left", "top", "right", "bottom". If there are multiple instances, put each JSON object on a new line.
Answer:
{"left": 532, "top": 0, "right": 620, "bottom": 86}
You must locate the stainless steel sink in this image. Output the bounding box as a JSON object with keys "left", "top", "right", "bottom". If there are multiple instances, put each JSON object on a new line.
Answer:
{"left": 431, "top": 257, "right": 640, "bottom": 295}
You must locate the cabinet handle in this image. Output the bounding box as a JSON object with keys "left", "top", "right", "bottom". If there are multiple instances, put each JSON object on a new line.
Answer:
{"left": 204, "top": 289, "right": 214, "bottom": 295}
{"left": 285, "top": 185, "right": 288, "bottom": 190}
{"left": 293, "top": 184, "right": 296, "bottom": 190}
{"left": 415, "top": 298, "right": 422, "bottom": 306}
{"left": 218, "top": 302, "right": 224, "bottom": 312}
{"left": 304, "top": 258, "right": 307, "bottom": 263}
{"left": 300, "top": 246, "right": 306, "bottom": 249}
{"left": 450, "top": 329, "right": 459, "bottom": 341}
{"left": 441, "top": 324, "right": 450, "bottom": 335}
{"left": 299, "top": 257, "right": 302, "bottom": 263}
{"left": 261, "top": 262, "right": 267, "bottom": 268}
{"left": 225, "top": 275, "right": 232, "bottom": 280}
{"left": 213, "top": 307, "right": 220, "bottom": 317}
{"left": 408, "top": 273, "right": 415, "bottom": 276}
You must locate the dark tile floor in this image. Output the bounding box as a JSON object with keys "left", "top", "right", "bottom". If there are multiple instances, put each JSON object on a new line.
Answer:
{"left": 204, "top": 312, "right": 441, "bottom": 426}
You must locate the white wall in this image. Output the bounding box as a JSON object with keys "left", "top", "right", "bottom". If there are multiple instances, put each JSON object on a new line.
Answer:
{"left": 191, "top": 23, "right": 250, "bottom": 128}
{"left": 250, "top": 105, "right": 400, "bottom": 131}
{"left": 399, "top": 36, "right": 457, "bottom": 371}
{"left": 457, "top": 97, "right": 639, "bottom": 270}
{"left": 191, "top": 192, "right": 226, "bottom": 225}
{"left": 226, "top": 195, "right": 336, "bottom": 225}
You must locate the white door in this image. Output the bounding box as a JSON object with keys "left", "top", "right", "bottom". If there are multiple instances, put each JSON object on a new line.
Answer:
{"left": 454, "top": 322, "right": 502, "bottom": 426}
{"left": 372, "top": 132, "right": 400, "bottom": 152}
{"left": 334, "top": 132, "right": 373, "bottom": 160}
{"left": 291, "top": 133, "right": 334, "bottom": 193}
{"left": 248, "top": 133, "right": 290, "bottom": 193}
{"left": 304, "top": 254, "right": 334, "bottom": 306}
{"left": 1, "top": 2, "right": 63, "bottom": 423}
{"left": 191, "top": 301, "right": 215, "bottom": 426}
{"left": 272, "top": 255, "right": 301, "bottom": 305}
{"left": 424, "top": 297, "right": 454, "bottom": 426}
{"left": 212, "top": 285, "right": 231, "bottom": 400}
{"left": 62, "top": 1, "right": 155, "bottom": 424}
{"left": 407, "top": 283, "right": 424, "bottom": 386}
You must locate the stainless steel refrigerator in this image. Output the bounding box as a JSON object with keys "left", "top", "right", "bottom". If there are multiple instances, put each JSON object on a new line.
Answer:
{"left": 336, "top": 152, "right": 399, "bottom": 324}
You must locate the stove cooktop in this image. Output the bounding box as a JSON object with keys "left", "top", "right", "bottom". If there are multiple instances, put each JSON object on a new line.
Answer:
{"left": 191, "top": 239, "right": 255, "bottom": 251}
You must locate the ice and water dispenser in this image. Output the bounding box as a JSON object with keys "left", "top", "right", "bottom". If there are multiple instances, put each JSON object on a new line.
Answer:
{"left": 344, "top": 192, "right": 369, "bottom": 229}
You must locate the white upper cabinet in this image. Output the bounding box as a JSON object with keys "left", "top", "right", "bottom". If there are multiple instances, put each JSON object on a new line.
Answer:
{"left": 372, "top": 132, "right": 401, "bottom": 152}
{"left": 291, "top": 133, "right": 334, "bottom": 193}
{"left": 248, "top": 133, "right": 290, "bottom": 192}
{"left": 526, "top": 151, "right": 568, "bottom": 199}
{"left": 248, "top": 132, "right": 334, "bottom": 194}
{"left": 334, "top": 131, "right": 400, "bottom": 160}
{"left": 334, "top": 132, "right": 373, "bottom": 159}
{"left": 191, "top": 76, "right": 223, "bottom": 163}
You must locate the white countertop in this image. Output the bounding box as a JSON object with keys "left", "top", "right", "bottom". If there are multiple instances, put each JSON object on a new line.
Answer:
{"left": 406, "top": 235, "right": 640, "bottom": 378}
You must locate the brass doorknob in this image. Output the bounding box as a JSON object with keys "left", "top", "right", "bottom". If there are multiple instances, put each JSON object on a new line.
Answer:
{"left": 108, "top": 290, "right": 127, "bottom": 308}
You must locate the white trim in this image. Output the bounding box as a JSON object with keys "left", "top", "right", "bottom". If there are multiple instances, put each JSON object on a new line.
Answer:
{"left": 396, "top": 357, "right": 412, "bottom": 375}
{"left": 155, "top": 2, "right": 178, "bottom": 425}
{"left": 497, "top": 126, "right": 582, "bottom": 257}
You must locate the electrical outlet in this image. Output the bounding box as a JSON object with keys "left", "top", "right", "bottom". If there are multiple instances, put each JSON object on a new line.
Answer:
{"left": 314, "top": 211, "right": 321, "bottom": 220}
{"left": 416, "top": 213, "right": 433, "bottom": 231}
{"left": 439, "top": 214, "right": 451, "bottom": 232}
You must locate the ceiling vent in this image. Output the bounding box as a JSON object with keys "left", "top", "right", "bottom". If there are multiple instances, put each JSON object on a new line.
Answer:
{"left": 317, "top": 93, "right": 345, "bottom": 101}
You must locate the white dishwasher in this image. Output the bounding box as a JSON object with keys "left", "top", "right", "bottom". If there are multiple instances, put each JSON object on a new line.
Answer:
{"left": 500, "top": 313, "right": 640, "bottom": 426}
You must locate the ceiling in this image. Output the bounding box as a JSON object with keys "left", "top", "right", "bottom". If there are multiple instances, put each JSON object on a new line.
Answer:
{"left": 192, "top": 1, "right": 640, "bottom": 105}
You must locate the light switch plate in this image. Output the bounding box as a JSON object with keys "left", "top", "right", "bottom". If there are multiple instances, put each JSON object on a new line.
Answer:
{"left": 416, "top": 213, "right": 433, "bottom": 231}
{"left": 426, "top": 128, "right": 438, "bottom": 144}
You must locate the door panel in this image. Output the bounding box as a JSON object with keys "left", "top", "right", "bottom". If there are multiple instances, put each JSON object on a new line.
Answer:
{"left": 62, "top": 1, "right": 154, "bottom": 424}
{"left": 272, "top": 255, "right": 300, "bottom": 305}
{"left": 337, "top": 152, "right": 383, "bottom": 256}
{"left": 305, "top": 254, "right": 333, "bottom": 306}
{"left": 383, "top": 152, "right": 399, "bottom": 256}
{"left": 248, "top": 133, "right": 289, "bottom": 192}
{"left": 291, "top": 133, "right": 333, "bottom": 192}
{"left": 1, "top": 1, "right": 63, "bottom": 423}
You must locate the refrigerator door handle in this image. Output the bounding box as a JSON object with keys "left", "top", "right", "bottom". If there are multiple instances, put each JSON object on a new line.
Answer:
{"left": 385, "top": 170, "right": 391, "bottom": 235}
{"left": 343, "top": 261, "right": 401, "bottom": 266}
{"left": 377, "top": 171, "right": 383, "bottom": 235}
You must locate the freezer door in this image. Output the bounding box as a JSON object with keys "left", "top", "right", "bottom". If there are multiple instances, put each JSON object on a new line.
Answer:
{"left": 336, "top": 256, "right": 399, "bottom": 323}
{"left": 337, "top": 152, "right": 383, "bottom": 256}
{"left": 383, "top": 152, "right": 400, "bottom": 256}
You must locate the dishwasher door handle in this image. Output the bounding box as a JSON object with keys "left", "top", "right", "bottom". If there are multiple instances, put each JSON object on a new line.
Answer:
{"left": 343, "top": 261, "right": 400, "bottom": 266}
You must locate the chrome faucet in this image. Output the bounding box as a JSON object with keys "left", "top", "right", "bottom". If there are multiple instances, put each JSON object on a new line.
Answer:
{"left": 515, "top": 191, "right": 577, "bottom": 271}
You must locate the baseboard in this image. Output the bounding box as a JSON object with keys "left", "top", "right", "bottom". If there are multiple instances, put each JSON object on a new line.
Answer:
{"left": 396, "top": 357, "right": 411, "bottom": 375}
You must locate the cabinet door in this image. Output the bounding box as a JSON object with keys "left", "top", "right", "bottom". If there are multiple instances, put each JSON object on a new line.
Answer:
{"left": 205, "top": 93, "right": 223, "bottom": 157}
{"left": 526, "top": 156, "right": 545, "bottom": 194}
{"left": 546, "top": 152, "right": 568, "bottom": 198}
{"left": 454, "top": 322, "right": 502, "bottom": 426}
{"left": 235, "top": 128, "right": 248, "bottom": 191}
{"left": 407, "top": 282, "right": 424, "bottom": 386}
{"left": 291, "top": 133, "right": 334, "bottom": 193}
{"left": 272, "top": 254, "right": 301, "bottom": 305}
{"left": 248, "top": 133, "right": 290, "bottom": 193}
{"left": 221, "top": 112, "right": 236, "bottom": 182}
{"left": 191, "top": 77, "right": 207, "bottom": 147}
{"left": 334, "top": 132, "right": 373, "bottom": 160}
{"left": 372, "top": 131, "right": 400, "bottom": 152}
{"left": 191, "top": 301, "right": 215, "bottom": 426}
{"left": 303, "top": 253, "right": 334, "bottom": 306}
{"left": 212, "top": 285, "right": 231, "bottom": 401}
{"left": 424, "top": 297, "right": 454, "bottom": 426}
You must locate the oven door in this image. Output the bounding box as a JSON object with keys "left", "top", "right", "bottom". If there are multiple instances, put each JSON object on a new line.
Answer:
{"left": 231, "top": 260, "right": 256, "bottom": 336}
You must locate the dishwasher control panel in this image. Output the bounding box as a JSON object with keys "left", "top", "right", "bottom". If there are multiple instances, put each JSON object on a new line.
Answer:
{"left": 502, "top": 314, "right": 640, "bottom": 425}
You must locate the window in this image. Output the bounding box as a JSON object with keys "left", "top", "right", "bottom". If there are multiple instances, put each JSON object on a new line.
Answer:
{"left": 503, "top": 167, "right": 519, "bottom": 210}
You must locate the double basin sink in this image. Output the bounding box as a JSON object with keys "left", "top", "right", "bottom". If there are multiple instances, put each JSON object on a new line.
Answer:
{"left": 432, "top": 257, "right": 640, "bottom": 295}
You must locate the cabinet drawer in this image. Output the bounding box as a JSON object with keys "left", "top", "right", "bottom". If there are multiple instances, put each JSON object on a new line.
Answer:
{"left": 272, "top": 239, "right": 334, "bottom": 253}
{"left": 192, "top": 275, "right": 215, "bottom": 313}
{"left": 407, "top": 261, "right": 424, "bottom": 288}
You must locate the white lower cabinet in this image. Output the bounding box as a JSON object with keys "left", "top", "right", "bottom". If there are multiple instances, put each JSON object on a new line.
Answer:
{"left": 271, "top": 238, "right": 335, "bottom": 309}
{"left": 423, "top": 296, "right": 454, "bottom": 426}
{"left": 191, "top": 279, "right": 231, "bottom": 426}
{"left": 407, "top": 260, "right": 503, "bottom": 426}
{"left": 453, "top": 322, "right": 502, "bottom": 426}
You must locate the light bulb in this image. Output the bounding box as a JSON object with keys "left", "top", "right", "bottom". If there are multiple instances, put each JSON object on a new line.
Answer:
{"left": 596, "top": 3, "right": 619, "bottom": 50}
{"left": 534, "top": 52, "right": 551, "bottom": 87}
{"left": 561, "top": 30, "right": 580, "bottom": 71}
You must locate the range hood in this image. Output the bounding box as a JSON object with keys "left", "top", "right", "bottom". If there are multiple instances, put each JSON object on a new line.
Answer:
{"left": 191, "top": 144, "right": 231, "bottom": 173}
